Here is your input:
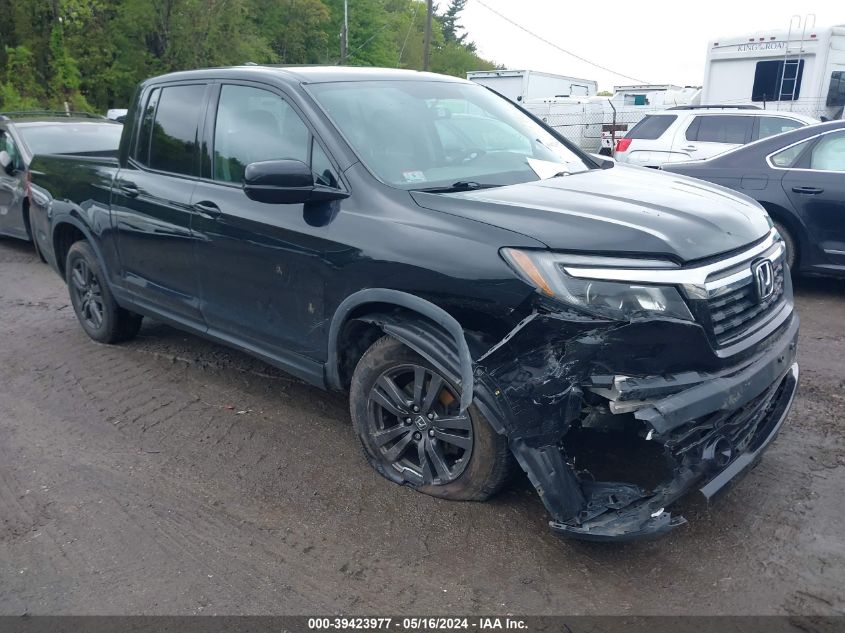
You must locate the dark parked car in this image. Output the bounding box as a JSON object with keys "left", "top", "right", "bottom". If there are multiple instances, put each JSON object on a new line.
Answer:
{"left": 28, "top": 67, "right": 799, "bottom": 540}
{"left": 663, "top": 120, "right": 845, "bottom": 276}
{"left": 0, "top": 111, "right": 123, "bottom": 257}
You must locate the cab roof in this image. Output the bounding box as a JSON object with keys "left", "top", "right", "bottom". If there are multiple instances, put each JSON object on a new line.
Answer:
{"left": 142, "top": 65, "right": 470, "bottom": 87}
{"left": 0, "top": 111, "right": 114, "bottom": 125}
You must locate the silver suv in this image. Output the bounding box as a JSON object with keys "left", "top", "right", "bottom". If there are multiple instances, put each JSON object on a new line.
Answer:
{"left": 614, "top": 106, "right": 818, "bottom": 167}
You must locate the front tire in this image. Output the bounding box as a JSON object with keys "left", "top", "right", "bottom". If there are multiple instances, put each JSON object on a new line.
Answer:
{"left": 350, "top": 335, "right": 512, "bottom": 501}
{"left": 66, "top": 241, "right": 142, "bottom": 344}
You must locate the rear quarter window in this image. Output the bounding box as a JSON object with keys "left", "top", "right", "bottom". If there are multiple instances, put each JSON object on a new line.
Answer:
{"left": 625, "top": 115, "right": 677, "bottom": 140}
{"left": 757, "top": 117, "right": 805, "bottom": 141}
{"left": 770, "top": 139, "right": 812, "bottom": 168}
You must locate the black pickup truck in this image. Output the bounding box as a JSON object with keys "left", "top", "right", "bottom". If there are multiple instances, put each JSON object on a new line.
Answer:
{"left": 29, "top": 66, "right": 799, "bottom": 540}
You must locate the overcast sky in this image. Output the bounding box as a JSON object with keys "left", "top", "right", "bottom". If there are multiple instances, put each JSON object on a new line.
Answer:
{"left": 456, "top": 0, "right": 843, "bottom": 91}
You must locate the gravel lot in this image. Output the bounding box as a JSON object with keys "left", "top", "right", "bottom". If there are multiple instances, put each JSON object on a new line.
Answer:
{"left": 0, "top": 236, "right": 843, "bottom": 616}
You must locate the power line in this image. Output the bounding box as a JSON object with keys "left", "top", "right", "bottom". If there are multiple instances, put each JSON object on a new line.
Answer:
{"left": 335, "top": 21, "right": 394, "bottom": 64}
{"left": 398, "top": 0, "right": 420, "bottom": 66}
{"left": 472, "top": 0, "right": 649, "bottom": 84}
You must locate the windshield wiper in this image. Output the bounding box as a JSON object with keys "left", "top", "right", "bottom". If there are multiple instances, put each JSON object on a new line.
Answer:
{"left": 412, "top": 181, "right": 501, "bottom": 193}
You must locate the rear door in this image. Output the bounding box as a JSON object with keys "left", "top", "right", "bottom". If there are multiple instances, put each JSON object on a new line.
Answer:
{"left": 0, "top": 128, "right": 27, "bottom": 239}
{"left": 190, "top": 82, "right": 348, "bottom": 365}
{"left": 782, "top": 130, "right": 845, "bottom": 262}
{"left": 112, "top": 82, "right": 209, "bottom": 325}
{"left": 675, "top": 114, "right": 753, "bottom": 160}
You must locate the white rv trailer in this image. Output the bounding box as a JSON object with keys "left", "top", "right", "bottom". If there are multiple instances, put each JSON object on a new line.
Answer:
{"left": 523, "top": 85, "right": 699, "bottom": 153}
{"left": 701, "top": 20, "right": 845, "bottom": 120}
{"left": 466, "top": 69, "right": 597, "bottom": 103}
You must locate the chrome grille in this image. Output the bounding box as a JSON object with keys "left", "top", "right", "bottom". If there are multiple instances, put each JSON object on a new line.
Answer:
{"left": 705, "top": 250, "right": 785, "bottom": 346}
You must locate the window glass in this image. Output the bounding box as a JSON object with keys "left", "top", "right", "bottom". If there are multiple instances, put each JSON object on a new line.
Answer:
{"left": 756, "top": 117, "right": 805, "bottom": 141}
{"left": 135, "top": 88, "right": 159, "bottom": 164}
{"left": 213, "top": 84, "right": 309, "bottom": 184}
{"left": 688, "top": 115, "right": 751, "bottom": 143}
{"left": 149, "top": 84, "right": 205, "bottom": 175}
{"left": 18, "top": 122, "right": 122, "bottom": 155}
{"left": 434, "top": 115, "right": 532, "bottom": 156}
{"left": 810, "top": 132, "right": 845, "bottom": 171}
{"left": 0, "top": 132, "right": 21, "bottom": 169}
{"left": 827, "top": 71, "right": 845, "bottom": 107}
{"left": 311, "top": 139, "right": 339, "bottom": 188}
{"left": 308, "top": 80, "right": 589, "bottom": 189}
{"left": 752, "top": 59, "right": 804, "bottom": 102}
{"left": 626, "top": 115, "right": 676, "bottom": 140}
{"left": 771, "top": 140, "right": 811, "bottom": 167}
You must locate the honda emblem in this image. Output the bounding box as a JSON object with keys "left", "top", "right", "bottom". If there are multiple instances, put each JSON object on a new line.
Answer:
{"left": 752, "top": 259, "right": 775, "bottom": 301}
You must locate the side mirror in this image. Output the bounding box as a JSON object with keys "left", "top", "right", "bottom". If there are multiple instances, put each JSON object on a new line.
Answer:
{"left": 0, "top": 150, "right": 14, "bottom": 175}
{"left": 243, "top": 159, "right": 349, "bottom": 204}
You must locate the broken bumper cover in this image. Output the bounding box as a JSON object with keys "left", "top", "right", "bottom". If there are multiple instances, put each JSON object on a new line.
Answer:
{"left": 473, "top": 308, "right": 800, "bottom": 542}
{"left": 548, "top": 318, "right": 799, "bottom": 541}
{"left": 552, "top": 362, "right": 798, "bottom": 540}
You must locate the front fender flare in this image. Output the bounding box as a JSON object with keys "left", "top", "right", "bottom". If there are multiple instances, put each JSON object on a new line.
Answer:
{"left": 51, "top": 216, "right": 111, "bottom": 282}
{"left": 326, "top": 289, "right": 474, "bottom": 411}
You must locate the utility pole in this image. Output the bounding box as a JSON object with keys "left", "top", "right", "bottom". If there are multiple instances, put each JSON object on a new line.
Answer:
{"left": 423, "top": 0, "right": 433, "bottom": 71}
{"left": 340, "top": 0, "right": 349, "bottom": 64}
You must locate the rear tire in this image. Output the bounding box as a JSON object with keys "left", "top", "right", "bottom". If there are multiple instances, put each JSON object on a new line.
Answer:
{"left": 350, "top": 335, "right": 512, "bottom": 501}
{"left": 66, "top": 241, "right": 142, "bottom": 344}
{"left": 774, "top": 221, "right": 798, "bottom": 273}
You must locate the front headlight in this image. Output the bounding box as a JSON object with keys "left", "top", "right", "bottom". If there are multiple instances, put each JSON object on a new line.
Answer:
{"left": 501, "top": 248, "right": 694, "bottom": 322}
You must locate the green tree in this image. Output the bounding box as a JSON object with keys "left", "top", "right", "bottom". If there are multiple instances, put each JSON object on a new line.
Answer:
{"left": 0, "top": 0, "right": 499, "bottom": 112}
{"left": 0, "top": 46, "right": 43, "bottom": 110}
{"left": 251, "top": 0, "right": 331, "bottom": 64}
{"left": 440, "top": 0, "right": 468, "bottom": 46}
{"left": 48, "top": 20, "right": 89, "bottom": 109}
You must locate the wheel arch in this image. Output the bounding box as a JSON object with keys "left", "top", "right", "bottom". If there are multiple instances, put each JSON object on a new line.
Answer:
{"left": 760, "top": 201, "right": 810, "bottom": 270}
{"left": 327, "top": 289, "right": 474, "bottom": 412}
{"left": 759, "top": 201, "right": 804, "bottom": 257}
{"left": 51, "top": 217, "right": 108, "bottom": 279}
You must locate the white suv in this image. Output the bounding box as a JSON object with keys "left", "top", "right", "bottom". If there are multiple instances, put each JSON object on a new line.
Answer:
{"left": 614, "top": 106, "right": 818, "bottom": 167}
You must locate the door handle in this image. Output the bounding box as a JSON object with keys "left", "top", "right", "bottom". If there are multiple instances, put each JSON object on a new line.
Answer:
{"left": 683, "top": 145, "right": 698, "bottom": 152}
{"left": 791, "top": 186, "right": 824, "bottom": 195}
{"left": 119, "top": 182, "right": 140, "bottom": 198}
{"left": 193, "top": 200, "right": 222, "bottom": 219}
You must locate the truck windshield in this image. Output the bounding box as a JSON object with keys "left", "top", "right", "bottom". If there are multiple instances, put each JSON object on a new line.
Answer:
{"left": 18, "top": 122, "right": 123, "bottom": 156}
{"left": 307, "top": 80, "right": 592, "bottom": 189}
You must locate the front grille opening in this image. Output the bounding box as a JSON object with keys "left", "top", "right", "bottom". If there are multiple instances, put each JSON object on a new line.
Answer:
{"left": 563, "top": 424, "right": 670, "bottom": 492}
{"left": 706, "top": 258, "right": 785, "bottom": 346}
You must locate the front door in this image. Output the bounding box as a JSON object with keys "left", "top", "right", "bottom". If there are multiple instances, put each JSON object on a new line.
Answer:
{"left": 113, "top": 83, "right": 208, "bottom": 325}
{"left": 190, "top": 83, "right": 348, "bottom": 366}
{"left": 0, "top": 130, "right": 27, "bottom": 239}
{"left": 782, "top": 130, "right": 845, "bottom": 263}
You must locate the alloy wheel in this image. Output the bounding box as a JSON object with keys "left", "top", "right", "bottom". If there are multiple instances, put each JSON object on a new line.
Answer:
{"left": 366, "top": 363, "right": 473, "bottom": 485}
{"left": 71, "top": 259, "right": 105, "bottom": 330}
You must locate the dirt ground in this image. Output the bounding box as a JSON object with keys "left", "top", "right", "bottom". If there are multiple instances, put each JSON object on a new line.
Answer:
{"left": 0, "top": 237, "right": 842, "bottom": 616}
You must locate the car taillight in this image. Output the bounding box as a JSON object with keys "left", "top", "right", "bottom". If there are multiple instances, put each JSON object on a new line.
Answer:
{"left": 615, "top": 138, "right": 632, "bottom": 153}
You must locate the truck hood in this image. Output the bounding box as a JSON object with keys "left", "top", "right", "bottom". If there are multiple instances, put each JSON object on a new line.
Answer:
{"left": 410, "top": 165, "right": 771, "bottom": 263}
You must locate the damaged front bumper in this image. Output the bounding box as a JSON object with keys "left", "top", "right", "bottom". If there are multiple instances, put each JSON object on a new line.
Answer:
{"left": 554, "top": 361, "right": 798, "bottom": 540}
{"left": 474, "top": 308, "right": 800, "bottom": 541}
